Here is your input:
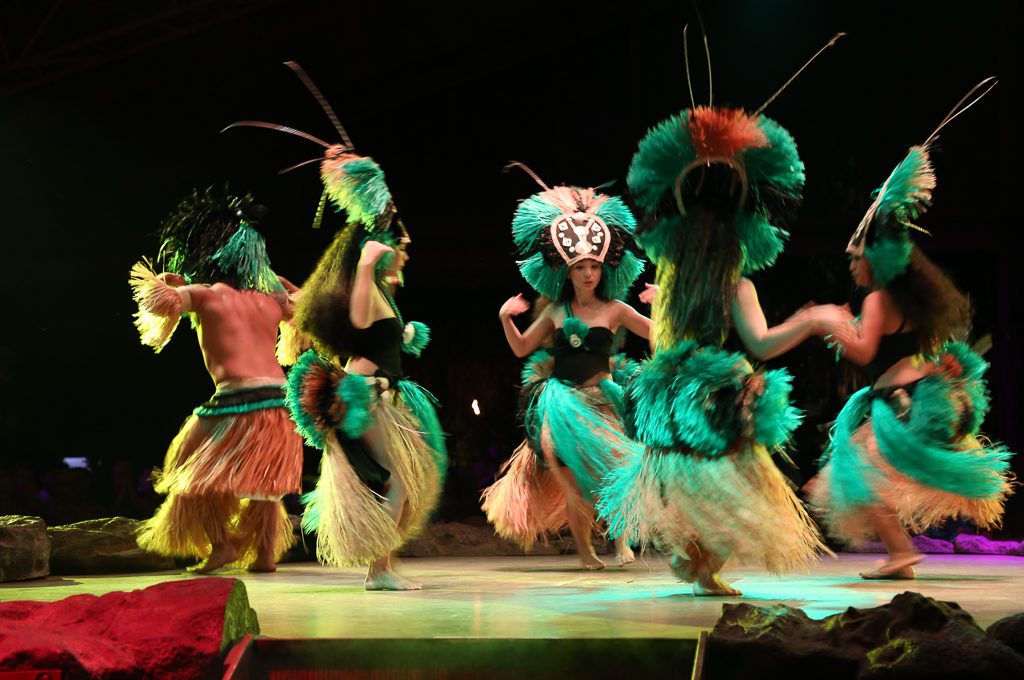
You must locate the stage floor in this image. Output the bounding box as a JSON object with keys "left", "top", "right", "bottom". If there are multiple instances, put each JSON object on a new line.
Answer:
{"left": 2, "top": 554, "right": 1021, "bottom": 638}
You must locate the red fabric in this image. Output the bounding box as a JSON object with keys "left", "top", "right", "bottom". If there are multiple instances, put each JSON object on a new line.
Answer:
{"left": 0, "top": 578, "right": 248, "bottom": 679}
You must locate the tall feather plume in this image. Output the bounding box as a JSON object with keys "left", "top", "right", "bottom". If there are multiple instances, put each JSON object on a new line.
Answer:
{"left": 874, "top": 145, "right": 936, "bottom": 224}
{"left": 689, "top": 107, "right": 767, "bottom": 161}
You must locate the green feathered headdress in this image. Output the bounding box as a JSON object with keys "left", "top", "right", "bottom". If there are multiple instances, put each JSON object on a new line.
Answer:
{"left": 508, "top": 164, "right": 644, "bottom": 301}
{"left": 157, "top": 186, "right": 284, "bottom": 294}
{"left": 847, "top": 145, "right": 935, "bottom": 287}
{"left": 627, "top": 107, "right": 804, "bottom": 274}
{"left": 223, "top": 61, "right": 406, "bottom": 240}
{"left": 319, "top": 148, "right": 397, "bottom": 233}
{"left": 847, "top": 77, "right": 997, "bottom": 288}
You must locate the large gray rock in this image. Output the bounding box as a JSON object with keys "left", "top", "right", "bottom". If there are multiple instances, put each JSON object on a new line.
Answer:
{"left": 953, "top": 534, "right": 1024, "bottom": 555}
{"left": 48, "top": 517, "right": 175, "bottom": 575}
{"left": 988, "top": 613, "right": 1024, "bottom": 657}
{"left": 0, "top": 515, "right": 49, "bottom": 582}
{"left": 707, "top": 591, "right": 1024, "bottom": 679}
{"left": 911, "top": 535, "right": 955, "bottom": 554}
{"left": 843, "top": 541, "right": 887, "bottom": 554}
{"left": 844, "top": 536, "right": 957, "bottom": 555}
{"left": 400, "top": 521, "right": 574, "bottom": 557}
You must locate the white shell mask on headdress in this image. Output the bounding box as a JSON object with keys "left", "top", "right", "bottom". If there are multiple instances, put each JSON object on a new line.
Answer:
{"left": 550, "top": 211, "right": 612, "bottom": 266}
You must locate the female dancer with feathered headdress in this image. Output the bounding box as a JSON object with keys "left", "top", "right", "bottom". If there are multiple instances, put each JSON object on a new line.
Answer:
{"left": 598, "top": 32, "right": 845, "bottom": 595}
{"left": 805, "top": 79, "right": 1014, "bottom": 579}
{"left": 482, "top": 166, "right": 650, "bottom": 569}
{"left": 227, "top": 63, "right": 446, "bottom": 590}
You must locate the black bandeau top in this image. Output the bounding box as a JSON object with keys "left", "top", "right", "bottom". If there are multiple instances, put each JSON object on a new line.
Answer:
{"left": 350, "top": 317, "right": 403, "bottom": 378}
{"left": 867, "top": 328, "right": 922, "bottom": 385}
{"left": 550, "top": 303, "right": 615, "bottom": 384}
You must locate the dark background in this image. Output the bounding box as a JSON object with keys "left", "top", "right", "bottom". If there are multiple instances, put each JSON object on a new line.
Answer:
{"left": 1, "top": 0, "right": 1021, "bottom": 536}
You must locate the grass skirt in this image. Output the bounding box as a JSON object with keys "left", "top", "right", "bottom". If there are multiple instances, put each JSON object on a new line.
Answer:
{"left": 286, "top": 352, "right": 447, "bottom": 567}
{"left": 597, "top": 342, "right": 827, "bottom": 575}
{"left": 806, "top": 343, "right": 1014, "bottom": 544}
{"left": 137, "top": 382, "right": 301, "bottom": 566}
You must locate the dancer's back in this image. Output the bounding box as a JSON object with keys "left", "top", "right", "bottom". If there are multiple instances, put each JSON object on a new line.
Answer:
{"left": 185, "top": 283, "right": 290, "bottom": 383}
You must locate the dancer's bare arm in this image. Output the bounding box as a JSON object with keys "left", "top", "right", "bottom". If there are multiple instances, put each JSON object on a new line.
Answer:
{"left": 732, "top": 278, "right": 833, "bottom": 361}
{"left": 499, "top": 294, "right": 555, "bottom": 358}
{"left": 820, "top": 291, "right": 890, "bottom": 365}
{"left": 615, "top": 301, "right": 652, "bottom": 340}
{"left": 350, "top": 241, "right": 394, "bottom": 329}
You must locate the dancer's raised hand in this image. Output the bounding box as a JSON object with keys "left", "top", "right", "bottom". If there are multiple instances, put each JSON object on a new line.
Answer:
{"left": 499, "top": 294, "right": 530, "bottom": 319}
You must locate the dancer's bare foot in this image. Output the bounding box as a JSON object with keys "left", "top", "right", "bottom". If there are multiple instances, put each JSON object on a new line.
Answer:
{"left": 190, "top": 541, "right": 238, "bottom": 574}
{"left": 247, "top": 556, "right": 277, "bottom": 572}
{"left": 365, "top": 569, "right": 422, "bottom": 591}
{"left": 693, "top": 572, "right": 742, "bottom": 597}
{"left": 579, "top": 553, "right": 606, "bottom": 571}
{"left": 859, "top": 552, "right": 922, "bottom": 580}
{"left": 860, "top": 565, "right": 916, "bottom": 580}
{"left": 613, "top": 537, "right": 635, "bottom": 566}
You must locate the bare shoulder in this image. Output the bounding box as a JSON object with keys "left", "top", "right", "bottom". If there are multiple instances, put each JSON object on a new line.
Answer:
{"left": 863, "top": 289, "right": 891, "bottom": 311}
{"left": 207, "top": 282, "right": 236, "bottom": 297}
{"left": 541, "top": 301, "right": 560, "bottom": 322}
{"left": 180, "top": 282, "right": 215, "bottom": 306}
{"left": 873, "top": 288, "right": 897, "bottom": 306}
{"left": 735, "top": 277, "right": 758, "bottom": 303}
{"left": 611, "top": 299, "right": 636, "bottom": 316}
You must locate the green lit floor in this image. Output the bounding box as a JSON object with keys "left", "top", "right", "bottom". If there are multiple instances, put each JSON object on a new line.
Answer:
{"left": 3, "top": 554, "right": 1021, "bottom": 638}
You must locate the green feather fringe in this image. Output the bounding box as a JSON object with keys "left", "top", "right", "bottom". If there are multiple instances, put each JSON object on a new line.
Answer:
{"left": 626, "top": 342, "right": 799, "bottom": 457}
{"left": 933, "top": 341, "right": 990, "bottom": 433}
{"left": 610, "top": 353, "right": 641, "bottom": 387}
{"left": 875, "top": 146, "right": 933, "bottom": 222}
{"left": 208, "top": 222, "right": 286, "bottom": 293}
{"left": 337, "top": 374, "right": 373, "bottom": 439}
{"left": 627, "top": 111, "right": 696, "bottom": 213}
{"left": 598, "top": 378, "right": 626, "bottom": 420}
{"left": 521, "top": 349, "right": 554, "bottom": 385}
{"left": 627, "top": 112, "right": 802, "bottom": 270}
{"left": 299, "top": 487, "right": 319, "bottom": 529}
{"left": 754, "top": 369, "right": 803, "bottom": 449}
{"left": 601, "top": 251, "right": 645, "bottom": 300}
{"left": 594, "top": 195, "right": 638, "bottom": 235}
{"left": 517, "top": 252, "right": 567, "bottom": 301}
{"left": 665, "top": 346, "right": 744, "bottom": 455}
{"left": 743, "top": 116, "right": 806, "bottom": 198}
{"left": 595, "top": 450, "right": 640, "bottom": 541}
{"left": 864, "top": 236, "right": 913, "bottom": 287}
{"left": 323, "top": 157, "right": 392, "bottom": 228}
{"left": 511, "top": 194, "right": 563, "bottom": 253}
{"left": 624, "top": 342, "right": 697, "bottom": 446}
{"left": 402, "top": 321, "right": 431, "bottom": 357}
{"left": 736, "top": 211, "right": 788, "bottom": 274}
{"left": 635, "top": 213, "right": 682, "bottom": 268}
{"left": 824, "top": 351, "right": 1013, "bottom": 516}
{"left": 358, "top": 232, "right": 399, "bottom": 274}
{"left": 823, "top": 387, "right": 880, "bottom": 509}
{"left": 285, "top": 350, "right": 331, "bottom": 449}
{"left": 561, "top": 316, "right": 590, "bottom": 345}
{"left": 872, "top": 389, "right": 1012, "bottom": 498}
{"left": 193, "top": 398, "right": 285, "bottom": 417}
{"left": 528, "top": 378, "right": 621, "bottom": 500}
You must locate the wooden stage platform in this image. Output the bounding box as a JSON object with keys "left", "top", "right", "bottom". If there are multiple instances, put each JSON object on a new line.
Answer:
{"left": 4, "top": 553, "right": 1022, "bottom": 636}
